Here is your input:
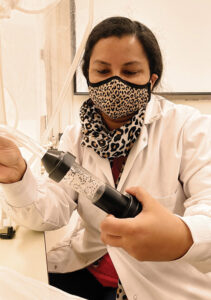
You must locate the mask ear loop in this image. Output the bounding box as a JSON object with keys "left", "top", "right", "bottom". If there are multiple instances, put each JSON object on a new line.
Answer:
{"left": 149, "top": 73, "right": 159, "bottom": 92}
{"left": 147, "top": 80, "right": 152, "bottom": 102}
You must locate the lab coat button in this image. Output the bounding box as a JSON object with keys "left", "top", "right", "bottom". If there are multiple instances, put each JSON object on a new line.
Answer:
{"left": 54, "top": 265, "right": 57, "bottom": 270}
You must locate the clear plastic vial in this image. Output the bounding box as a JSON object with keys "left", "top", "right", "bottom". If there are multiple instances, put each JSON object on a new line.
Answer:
{"left": 64, "top": 161, "right": 105, "bottom": 202}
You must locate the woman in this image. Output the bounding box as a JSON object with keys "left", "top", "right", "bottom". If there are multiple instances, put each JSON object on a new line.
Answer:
{"left": 0, "top": 17, "right": 211, "bottom": 300}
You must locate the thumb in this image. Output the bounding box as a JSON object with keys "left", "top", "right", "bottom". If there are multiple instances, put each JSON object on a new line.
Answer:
{"left": 125, "top": 186, "right": 156, "bottom": 210}
{"left": 0, "top": 135, "right": 17, "bottom": 148}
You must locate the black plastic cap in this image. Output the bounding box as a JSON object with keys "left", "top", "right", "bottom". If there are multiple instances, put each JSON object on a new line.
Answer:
{"left": 41, "top": 150, "right": 76, "bottom": 182}
{"left": 95, "top": 184, "right": 142, "bottom": 218}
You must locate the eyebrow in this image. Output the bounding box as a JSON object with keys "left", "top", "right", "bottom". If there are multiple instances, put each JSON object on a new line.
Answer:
{"left": 123, "top": 61, "right": 142, "bottom": 66}
{"left": 93, "top": 60, "right": 111, "bottom": 66}
{"left": 93, "top": 60, "right": 142, "bottom": 66}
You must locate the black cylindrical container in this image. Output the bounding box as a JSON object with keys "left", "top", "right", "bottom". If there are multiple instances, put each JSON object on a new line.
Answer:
{"left": 94, "top": 184, "right": 142, "bottom": 218}
{"left": 42, "top": 150, "right": 142, "bottom": 218}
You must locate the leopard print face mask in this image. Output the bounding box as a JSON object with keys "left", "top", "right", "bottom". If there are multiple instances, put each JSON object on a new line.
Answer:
{"left": 88, "top": 76, "right": 151, "bottom": 119}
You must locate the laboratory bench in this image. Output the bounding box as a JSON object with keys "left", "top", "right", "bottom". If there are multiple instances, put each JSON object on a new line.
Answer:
{"left": 0, "top": 225, "right": 48, "bottom": 283}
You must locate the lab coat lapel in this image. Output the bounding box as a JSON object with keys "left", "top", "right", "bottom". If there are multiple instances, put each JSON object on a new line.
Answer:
{"left": 97, "top": 129, "right": 148, "bottom": 191}
{"left": 117, "top": 126, "right": 148, "bottom": 191}
{"left": 117, "top": 96, "right": 162, "bottom": 191}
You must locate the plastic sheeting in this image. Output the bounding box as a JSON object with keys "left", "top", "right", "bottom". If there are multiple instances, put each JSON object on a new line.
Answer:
{"left": 0, "top": 0, "right": 93, "bottom": 145}
{"left": 0, "top": 266, "right": 86, "bottom": 300}
{"left": 0, "top": 0, "right": 77, "bottom": 172}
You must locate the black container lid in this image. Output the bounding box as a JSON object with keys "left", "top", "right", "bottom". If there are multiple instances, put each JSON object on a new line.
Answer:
{"left": 41, "top": 150, "right": 76, "bottom": 182}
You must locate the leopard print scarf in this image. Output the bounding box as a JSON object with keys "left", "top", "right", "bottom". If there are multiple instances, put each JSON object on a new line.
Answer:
{"left": 80, "top": 98, "right": 147, "bottom": 159}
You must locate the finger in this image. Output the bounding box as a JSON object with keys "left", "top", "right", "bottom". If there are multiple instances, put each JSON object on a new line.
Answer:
{"left": 125, "top": 186, "right": 157, "bottom": 210}
{"left": 101, "top": 232, "right": 123, "bottom": 247}
{"left": 125, "top": 186, "right": 149, "bottom": 201}
{"left": 0, "top": 135, "right": 17, "bottom": 148}
{"left": 101, "top": 215, "right": 136, "bottom": 236}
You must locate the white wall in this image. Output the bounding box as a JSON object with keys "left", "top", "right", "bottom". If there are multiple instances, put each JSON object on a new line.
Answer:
{"left": 75, "top": 0, "right": 211, "bottom": 94}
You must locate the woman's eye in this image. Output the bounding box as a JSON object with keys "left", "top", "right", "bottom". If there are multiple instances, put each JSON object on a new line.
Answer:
{"left": 96, "top": 69, "right": 109, "bottom": 74}
{"left": 123, "top": 70, "right": 138, "bottom": 75}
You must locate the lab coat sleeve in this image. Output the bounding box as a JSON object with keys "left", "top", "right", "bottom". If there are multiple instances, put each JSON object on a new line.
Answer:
{"left": 0, "top": 125, "right": 82, "bottom": 231}
{"left": 178, "top": 113, "right": 211, "bottom": 262}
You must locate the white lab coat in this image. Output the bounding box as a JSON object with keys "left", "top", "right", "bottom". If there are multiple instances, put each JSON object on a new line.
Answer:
{"left": 1, "top": 95, "right": 211, "bottom": 300}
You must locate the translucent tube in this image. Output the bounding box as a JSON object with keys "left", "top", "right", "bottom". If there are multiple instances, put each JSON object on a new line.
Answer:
{"left": 4, "top": 87, "right": 19, "bottom": 128}
{"left": 64, "top": 162, "right": 105, "bottom": 202}
{"left": 41, "top": 149, "right": 143, "bottom": 218}
{"left": 24, "top": 0, "right": 94, "bottom": 167}
{"left": 0, "top": 0, "right": 93, "bottom": 157}
{"left": 0, "top": 0, "right": 62, "bottom": 17}
{"left": 62, "top": 160, "right": 142, "bottom": 218}
{"left": 0, "top": 125, "right": 46, "bottom": 159}
{"left": 15, "top": 0, "right": 62, "bottom": 15}
{"left": 41, "top": 0, "right": 94, "bottom": 145}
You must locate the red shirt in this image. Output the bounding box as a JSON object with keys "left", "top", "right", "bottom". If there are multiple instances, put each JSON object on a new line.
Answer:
{"left": 87, "top": 156, "right": 127, "bottom": 287}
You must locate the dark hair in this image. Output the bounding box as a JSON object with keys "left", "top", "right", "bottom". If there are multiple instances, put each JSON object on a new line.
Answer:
{"left": 82, "top": 16, "right": 163, "bottom": 89}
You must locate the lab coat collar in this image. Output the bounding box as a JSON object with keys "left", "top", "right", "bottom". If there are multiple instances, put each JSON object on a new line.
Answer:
{"left": 144, "top": 94, "right": 162, "bottom": 124}
{"left": 117, "top": 95, "right": 163, "bottom": 191}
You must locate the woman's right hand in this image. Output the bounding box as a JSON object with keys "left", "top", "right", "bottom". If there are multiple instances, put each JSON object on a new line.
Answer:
{"left": 0, "top": 136, "right": 26, "bottom": 184}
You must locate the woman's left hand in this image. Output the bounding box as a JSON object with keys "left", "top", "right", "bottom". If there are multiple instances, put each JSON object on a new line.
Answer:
{"left": 100, "top": 186, "right": 193, "bottom": 261}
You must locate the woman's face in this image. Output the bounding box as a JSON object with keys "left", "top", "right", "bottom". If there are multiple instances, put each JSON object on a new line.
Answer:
{"left": 88, "top": 35, "right": 158, "bottom": 87}
{"left": 88, "top": 35, "right": 158, "bottom": 130}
